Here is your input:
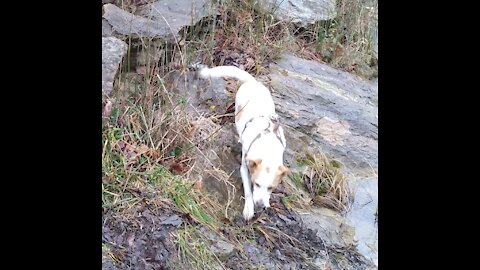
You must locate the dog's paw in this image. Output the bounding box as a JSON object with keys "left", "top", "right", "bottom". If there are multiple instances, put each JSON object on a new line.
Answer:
{"left": 243, "top": 199, "right": 255, "bottom": 221}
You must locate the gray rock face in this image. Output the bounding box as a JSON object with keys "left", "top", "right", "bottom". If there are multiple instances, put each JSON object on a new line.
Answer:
{"left": 210, "top": 239, "right": 235, "bottom": 260}
{"left": 346, "top": 176, "right": 378, "bottom": 266}
{"left": 299, "top": 207, "right": 356, "bottom": 248}
{"left": 257, "top": 0, "right": 336, "bottom": 26}
{"left": 103, "top": 3, "right": 172, "bottom": 38}
{"left": 198, "top": 227, "right": 235, "bottom": 260}
{"left": 102, "top": 19, "right": 113, "bottom": 37}
{"left": 102, "top": 37, "right": 128, "bottom": 95}
{"left": 136, "top": 0, "right": 212, "bottom": 36}
{"left": 103, "top": 0, "right": 212, "bottom": 39}
{"left": 266, "top": 53, "right": 378, "bottom": 265}
{"left": 163, "top": 70, "right": 230, "bottom": 115}
{"left": 268, "top": 53, "right": 378, "bottom": 175}
{"left": 102, "top": 1, "right": 214, "bottom": 68}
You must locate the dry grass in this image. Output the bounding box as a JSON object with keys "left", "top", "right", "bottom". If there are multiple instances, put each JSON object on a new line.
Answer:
{"left": 188, "top": 0, "right": 378, "bottom": 78}
{"left": 296, "top": 153, "right": 352, "bottom": 213}
{"left": 190, "top": 0, "right": 294, "bottom": 75}
{"left": 316, "top": 0, "right": 378, "bottom": 78}
{"left": 102, "top": 66, "right": 233, "bottom": 224}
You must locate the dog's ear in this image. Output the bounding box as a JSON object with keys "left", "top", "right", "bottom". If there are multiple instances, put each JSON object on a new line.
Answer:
{"left": 278, "top": 165, "right": 289, "bottom": 177}
{"left": 247, "top": 158, "right": 262, "bottom": 171}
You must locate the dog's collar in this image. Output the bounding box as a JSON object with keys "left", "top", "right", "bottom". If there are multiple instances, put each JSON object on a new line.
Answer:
{"left": 243, "top": 114, "right": 285, "bottom": 159}
{"left": 241, "top": 115, "right": 268, "bottom": 138}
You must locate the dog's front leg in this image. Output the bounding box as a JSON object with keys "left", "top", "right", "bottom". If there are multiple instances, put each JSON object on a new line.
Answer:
{"left": 240, "top": 158, "right": 255, "bottom": 221}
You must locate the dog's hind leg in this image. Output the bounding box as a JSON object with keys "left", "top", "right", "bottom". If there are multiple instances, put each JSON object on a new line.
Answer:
{"left": 240, "top": 158, "right": 255, "bottom": 221}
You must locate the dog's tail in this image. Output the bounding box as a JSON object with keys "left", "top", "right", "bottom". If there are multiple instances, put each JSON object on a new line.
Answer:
{"left": 198, "top": 65, "right": 256, "bottom": 83}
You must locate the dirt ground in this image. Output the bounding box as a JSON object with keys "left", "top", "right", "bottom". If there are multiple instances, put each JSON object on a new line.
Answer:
{"left": 102, "top": 193, "right": 373, "bottom": 270}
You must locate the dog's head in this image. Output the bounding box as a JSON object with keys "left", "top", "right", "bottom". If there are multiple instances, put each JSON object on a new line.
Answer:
{"left": 247, "top": 158, "right": 289, "bottom": 208}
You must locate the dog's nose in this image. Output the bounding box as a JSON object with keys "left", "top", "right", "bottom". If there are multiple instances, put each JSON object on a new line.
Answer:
{"left": 254, "top": 201, "right": 267, "bottom": 211}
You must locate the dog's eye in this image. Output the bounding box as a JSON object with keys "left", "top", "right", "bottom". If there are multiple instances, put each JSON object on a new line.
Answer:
{"left": 267, "top": 187, "right": 273, "bottom": 192}
{"left": 254, "top": 183, "right": 260, "bottom": 188}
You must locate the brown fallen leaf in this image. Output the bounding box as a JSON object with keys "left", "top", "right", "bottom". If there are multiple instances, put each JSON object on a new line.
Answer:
{"left": 244, "top": 57, "right": 255, "bottom": 69}
{"left": 127, "top": 233, "right": 135, "bottom": 247}
{"left": 116, "top": 140, "right": 126, "bottom": 150}
{"left": 103, "top": 100, "right": 113, "bottom": 118}
{"left": 225, "top": 80, "right": 240, "bottom": 93}
{"left": 136, "top": 144, "right": 150, "bottom": 155}
{"left": 148, "top": 149, "right": 159, "bottom": 160}
{"left": 102, "top": 177, "right": 110, "bottom": 185}
{"left": 220, "top": 218, "right": 232, "bottom": 225}
{"left": 169, "top": 161, "right": 187, "bottom": 175}
{"left": 193, "top": 179, "right": 203, "bottom": 190}
{"left": 136, "top": 66, "right": 147, "bottom": 75}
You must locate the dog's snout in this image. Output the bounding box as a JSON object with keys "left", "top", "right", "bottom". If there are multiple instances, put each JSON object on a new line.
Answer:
{"left": 254, "top": 199, "right": 269, "bottom": 210}
{"left": 254, "top": 202, "right": 265, "bottom": 212}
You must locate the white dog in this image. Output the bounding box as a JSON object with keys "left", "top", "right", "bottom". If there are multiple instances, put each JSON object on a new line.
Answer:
{"left": 198, "top": 65, "right": 289, "bottom": 221}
